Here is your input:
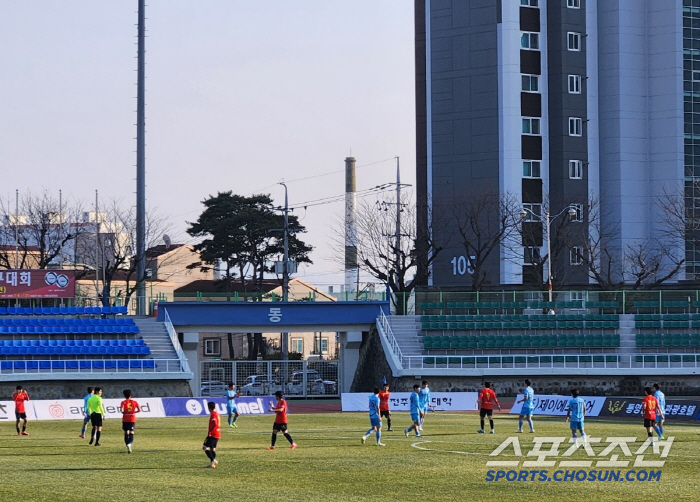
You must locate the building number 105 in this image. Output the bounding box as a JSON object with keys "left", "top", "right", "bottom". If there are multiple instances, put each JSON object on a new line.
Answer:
{"left": 450, "top": 255, "right": 476, "bottom": 276}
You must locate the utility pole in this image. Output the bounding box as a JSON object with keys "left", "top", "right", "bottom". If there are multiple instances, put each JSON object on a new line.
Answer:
{"left": 280, "top": 182, "right": 289, "bottom": 361}
{"left": 14, "top": 189, "right": 18, "bottom": 269}
{"left": 344, "top": 157, "right": 358, "bottom": 298}
{"left": 394, "top": 156, "right": 401, "bottom": 288}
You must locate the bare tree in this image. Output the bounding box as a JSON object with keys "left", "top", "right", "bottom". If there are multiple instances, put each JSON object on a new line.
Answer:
{"left": 332, "top": 190, "right": 442, "bottom": 314}
{"left": 448, "top": 192, "right": 522, "bottom": 291}
{"left": 0, "top": 191, "right": 86, "bottom": 270}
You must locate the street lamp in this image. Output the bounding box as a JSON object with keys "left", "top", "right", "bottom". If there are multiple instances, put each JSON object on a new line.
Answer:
{"left": 519, "top": 205, "right": 577, "bottom": 302}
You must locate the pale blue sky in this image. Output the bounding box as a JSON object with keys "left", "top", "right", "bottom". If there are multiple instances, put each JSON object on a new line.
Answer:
{"left": 0, "top": 1, "right": 416, "bottom": 288}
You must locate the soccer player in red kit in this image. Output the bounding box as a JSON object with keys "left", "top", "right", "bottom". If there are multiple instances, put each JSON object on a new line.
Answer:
{"left": 267, "top": 391, "right": 297, "bottom": 450}
{"left": 119, "top": 389, "right": 141, "bottom": 454}
{"left": 13, "top": 385, "right": 30, "bottom": 436}
{"left": 642, "top": 387, "right": 663, "bottom": 443}
{"left": 476, "top": 381, "right": 501, "bottom": 434}
{"left": 203, "top": 401, "right": 221, "bottom": 468}
{"left": 378, "top": 384, "right": 392, "bottom": 431}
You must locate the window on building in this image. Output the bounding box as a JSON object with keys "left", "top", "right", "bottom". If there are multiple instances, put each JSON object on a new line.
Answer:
{"left": 568, "top": 32, "right": 581, "bottom": 51}
{"left": 568, "top": 74, "right": 582, "bottom": 94}
{"left": 571, "top": 203, "right": 584, "bottom": 222}
{"left": 567, "top": 0, "right": 581, "bottom": 8}
{"left": 524, "top": 246, "right": 541, "bottom": 265}
{"left": 569, "top": 117, "right": 583, "bottom": 136}
{"left": 522, "top": 74, "right": 540, "bottom": 92}
{"left": 521, "top": 32, "right": 540, "bottom": 50}
{"left": 291, "top": 339, "right": 303, "bottom": 353}
{"left": 203, "top": 338, "right": 221, "bottom": 357}
{"left": 523, "top": 160, "right": 541, "bottom": 178}
{"left": 521, "top": 0, "right": 538, "bottom": 6}
{"left": 570, "top": 246, "right": 584, "bottom": 265}
{"left": 315, "top": 338, "right": 329, "bottom": 353}
{"left": 693, "top": 70, "right": 700, "bottom": 82}
{"left": 569, "top": 160, "right": 583, "bottom": 179}
{"left": 522, "top": 203, "right": 542, "bottom": 221}
{"left": 522, "top": 117, "right": 541, "bottom": 135}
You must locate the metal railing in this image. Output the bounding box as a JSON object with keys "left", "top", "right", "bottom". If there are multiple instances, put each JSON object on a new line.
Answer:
{"left": 410, "top": 289, "right": 700, "bottom": 315}
{"left": 199, "top": 360, "right": 339, "bottom": 398}
{"left": 0, "top": 358, "right": 186, "bottom": 377}
{"left": 175, "top": 290, "right": 387, "bottom": 303}
{"left": 163, "top": 309, "right": 192, "bottom": 374}
{"left": 377, "top": 308, "right": 405, "bottom": 367}
{"left": 402, "top": 353, "right": 700, "bottom": 371}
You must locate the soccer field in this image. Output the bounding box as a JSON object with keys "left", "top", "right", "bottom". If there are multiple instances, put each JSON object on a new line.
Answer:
{"left": 0, "top": 412, "right": 698, "bottom": 502}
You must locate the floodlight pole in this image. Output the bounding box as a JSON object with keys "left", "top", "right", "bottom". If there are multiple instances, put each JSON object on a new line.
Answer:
{"left": 135, "top": 0, "right": 147, "bottom": 316}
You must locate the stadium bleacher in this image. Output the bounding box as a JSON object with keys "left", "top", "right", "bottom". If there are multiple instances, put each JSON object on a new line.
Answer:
{"left": 0, "top": 305, "right": 155, "bottom": 374}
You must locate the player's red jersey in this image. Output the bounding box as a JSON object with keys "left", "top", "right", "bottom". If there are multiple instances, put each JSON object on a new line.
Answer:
{"left": 208, "top": 410, "right": 221, "bottom": 439}
{"left": 13, "top": 391, "right": 29, "bottom": 413}
{"left": 642, "top": 395, "right": 658, "bottom": 420}
{"left": 274, "top": 399, "right": 288, "bottom": 424}
{"left": 478, "top": 388, "right": 498, "bottom": 410}
{"left": 120, "top": 399, "right": 140, "bottom": 422}
{"left": 378, "top": 390, "right": 391, "bottom": 411}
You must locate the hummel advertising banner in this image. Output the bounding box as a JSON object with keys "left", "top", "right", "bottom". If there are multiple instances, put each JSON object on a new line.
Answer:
{"left": 508, "top": 394, "right": 606, "bottom": 417}
{"left": 341, "top": 392, "right": 479, "bottom": 412}
{"left": 161, "top": 397, "right": 275, "bottom": 416}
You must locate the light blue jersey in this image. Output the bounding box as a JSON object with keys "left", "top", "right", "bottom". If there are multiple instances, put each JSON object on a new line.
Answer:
{"left": 523, "top": 386, "right": 534, "bottom": 407}
{"left": 419, "top": 387, "right": 431, "bottom": 411}
{"left": 654, "top": 390, "right": 666, "bottom": 418}
{"left": 226, "top": 389, "right": 237, "bottom": 406}
{"left": 83, "top": 393, "right": 92, "bottom": 418}
{"left": 410, "top": 391, "right": 421, "bottom": 415}
{"left": 369, "top": 395, "right": 380, "bottom": 420}
{"left": 568, "top": 397, "right": 585, "bottom": 421}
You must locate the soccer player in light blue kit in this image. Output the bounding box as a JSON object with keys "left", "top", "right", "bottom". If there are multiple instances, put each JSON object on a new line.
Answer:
{"left": 418, "top": 380, "right": 433, "bottom": 431}
{"left": 653, "top": 383, "right": 666, "bottom": 440}
{"left": 226, "top": 383, "right": 240, "bottom": 428}
{"left": 404, "top": 384, "right": 422, "bottom": 438}
{"left": 361, "top": 387, "right": 385, "bottom": 446}
{"left": 79, "top": 386, "right": 94, "bottom": 439}
{"left": 565, "top": 388, "right": 586, "bottom": 446}
{"left": 516, "top": 378, "right": 535, "bottom": 433}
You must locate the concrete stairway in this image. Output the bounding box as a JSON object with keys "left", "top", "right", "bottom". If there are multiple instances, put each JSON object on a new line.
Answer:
{"left": 133, "top": 317, "right": 179, "bottom": 360}
{"left": 618, "top": 313, "right": 636, "bottom": 355}
{"left": 385, "top": 315, "right": 423, "bottom": 356}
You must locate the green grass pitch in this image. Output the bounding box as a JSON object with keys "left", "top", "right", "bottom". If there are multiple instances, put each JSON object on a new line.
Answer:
{"left": 0, "top": 412, "right": 698, "bottom": 502}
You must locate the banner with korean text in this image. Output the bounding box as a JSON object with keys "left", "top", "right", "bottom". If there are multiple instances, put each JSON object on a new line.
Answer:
{"left": 341, "top": 392, "right": 478, "bottom": 412}
{"left": 508, "top": 394, "right": 606, "bottom": 417}
{"left": 0, "top": 270, "right": 75, "bottom": 299}
{"left": 600, "top": 397, "right": 700, "bottom": 422}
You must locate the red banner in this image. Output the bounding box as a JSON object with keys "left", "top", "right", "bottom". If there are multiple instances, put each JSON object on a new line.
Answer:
{"left": 0, "top": 270, "right": 76, "bottom": 299}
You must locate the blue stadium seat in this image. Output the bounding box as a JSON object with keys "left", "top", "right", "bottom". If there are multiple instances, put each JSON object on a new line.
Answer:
{"left": 1, "top": 361, "right": 11, "bottom": 370}
{"left": 66, "top": 307, "right": 78, "bottom": 315}
{"left": 129, "top": 360, "right": 142, "bottom": 369}
{"left": 93, "top": 360, "right": 105, "bottom": 369}
{"left": 13, "top": 361, "right": 26, "bottom": 370}
{"left": 39, "top": 361, "right": 50, "bottom": 370}
{"left": 79, "top": 361, "right": 92, "bottom": 369}
{"left": 51, "top": 361, "right": 65, "bottom": 370}
{"left": 144, "top": 360, "right": 155, "bottom": 369}
{"left": 26, "top": 361, "right": 38, "bottom": 370}
{"left": 118, "top": 360, "right": 129, "bottom": 369}
{"left": 66, "top": 361, "right": 79, "bottom": 370}
{"left": 105, "top": 360, "right": 117, "bottom": 369}
{"left": 0, "top": 307, "right": 6, "bottom": 315}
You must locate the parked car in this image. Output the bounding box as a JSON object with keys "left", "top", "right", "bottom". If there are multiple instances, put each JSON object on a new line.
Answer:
{"left": 287, "top": 370, "right": 337, "bottom": 395}
{"left": 200, "top": 380, "right": 227, "bottom": 397}
{"left": 311, "top": 378, "right": 338, "bottom": 395}
{"left": 241, "top": 375, "right": 283, "bottom": 396}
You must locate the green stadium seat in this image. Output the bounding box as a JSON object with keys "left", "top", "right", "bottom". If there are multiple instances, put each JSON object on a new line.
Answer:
{"left": 515, "top": 356, "right": 526, "bottom": 364}
{"left": 448, "top": 357, "right": 462, "bottom": 365}
{"left": 424, "top": 357, "right": 435, "bottom": 364}
{"left": 553, "top": 356, "right": 564, "bottom": 364}
{"left": 463, "top": 357, "right": 476, "bottom": 365}
{"left": 606, "top": 355, "right": 619, "bottom": 363}
{"left": 436, "top": 357, "right": 448, "bottom": 365}
{"left": 671, "top": 355, "right": 682, "bottom": 363}
{"left": 450, "top": 337, "right": 460, "bottom": 349}
{"left": 683, "top": 355, "right": 696, "bottom": 363}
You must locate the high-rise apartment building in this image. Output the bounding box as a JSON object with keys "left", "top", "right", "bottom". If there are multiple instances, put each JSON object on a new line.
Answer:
{"left": 416, "top": 0, "right": 689, "bottom": 289}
